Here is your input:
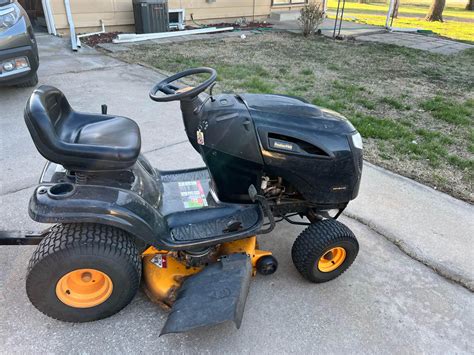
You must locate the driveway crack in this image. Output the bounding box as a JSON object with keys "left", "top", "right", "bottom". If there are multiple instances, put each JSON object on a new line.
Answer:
{"left": 42, "top": 63, "right": 128, "bottom": 77}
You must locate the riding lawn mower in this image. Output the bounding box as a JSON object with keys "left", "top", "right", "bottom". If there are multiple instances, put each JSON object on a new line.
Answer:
{"left": 8, "top": 68, "right": 363, "bottom": 334}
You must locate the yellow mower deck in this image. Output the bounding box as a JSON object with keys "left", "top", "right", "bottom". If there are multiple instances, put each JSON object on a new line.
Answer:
{"left": 142, "top": 236, "right": 272, "bottom": 308}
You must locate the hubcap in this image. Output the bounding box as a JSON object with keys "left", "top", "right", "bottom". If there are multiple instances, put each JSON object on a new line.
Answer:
{"left": 317, "top": 247, "right": 346, "bottom": 272}
{"left": 56, "top": 269, "right": 113, "bottom": 308}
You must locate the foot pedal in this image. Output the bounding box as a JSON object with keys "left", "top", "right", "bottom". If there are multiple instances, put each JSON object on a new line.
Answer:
{"left": 160, "top": 253, "right": 252, "bottom": 335}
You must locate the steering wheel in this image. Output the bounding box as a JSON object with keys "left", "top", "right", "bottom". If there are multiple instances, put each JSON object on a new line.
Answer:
{"left": 149, "top": 67, "right": 217, "bottom": 102}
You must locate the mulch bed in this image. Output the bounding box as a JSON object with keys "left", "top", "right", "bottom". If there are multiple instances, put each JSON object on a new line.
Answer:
{"left": 81, "top": 32, "right": 122, "bottom": 47}
{"left": 209, "top": 21, "right": 273, "bottom": 30}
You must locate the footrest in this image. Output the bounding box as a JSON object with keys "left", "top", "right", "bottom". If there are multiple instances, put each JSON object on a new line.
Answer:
{"left": 170, "top": 207, "right": 261, "bottom": 241}
{"left": 160, "top": 253, "right": 252, "bottom": 335}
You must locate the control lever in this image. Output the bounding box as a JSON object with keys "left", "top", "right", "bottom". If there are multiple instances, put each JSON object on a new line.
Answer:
{"left": 209, "top": 82, "right": 216, "bottom": 102}
{"left": 248, "top": 185, "right": 275, "bottom": 234}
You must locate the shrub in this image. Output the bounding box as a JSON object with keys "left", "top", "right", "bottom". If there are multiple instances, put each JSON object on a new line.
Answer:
{"left": 298, "top": 2, "right": 324, "bottom": 37}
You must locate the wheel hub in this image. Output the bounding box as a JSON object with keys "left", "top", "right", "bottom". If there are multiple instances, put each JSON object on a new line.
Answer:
{"left": 56, "top": 269, "right": 113, "bottom": 308}
{"left": 317, "top": 247, "right": 346, "bottom": 272}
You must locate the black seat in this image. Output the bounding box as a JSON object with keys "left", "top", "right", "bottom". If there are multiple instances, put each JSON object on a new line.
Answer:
{"left": 24, "top": 85, "right": 141, "bottom": 172}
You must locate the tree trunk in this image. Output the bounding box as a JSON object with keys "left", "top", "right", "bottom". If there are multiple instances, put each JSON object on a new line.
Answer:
{"left": 425, "top": 0, "right": 446, "bottom": 21}
{"left": 393, "top": 0, "right": 400, "bottom": 18}
{"left": 466, "top": 0, "right": 473, "bottom": 11}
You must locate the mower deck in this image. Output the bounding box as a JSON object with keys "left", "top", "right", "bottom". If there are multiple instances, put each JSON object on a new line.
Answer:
{"left": 161, "top": 253, "right": 252, "bottom": 335}
{"left": 142, "top": 236, "right": 273, "bottom": 333}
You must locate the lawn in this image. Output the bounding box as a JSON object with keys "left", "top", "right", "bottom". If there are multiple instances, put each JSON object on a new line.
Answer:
{"left": 114, "top": 33, "right": 474, "bottom": 202}
{"left": 327, "top": 0, "right": 474, "bottom": 42}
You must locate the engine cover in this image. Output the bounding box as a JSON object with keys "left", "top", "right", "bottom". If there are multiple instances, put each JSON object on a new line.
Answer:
{"left": 241, "top": 94, "right": 362, "bottom": 206}
{"left": 185, "top": 93, "right": 362, "bottom": 207}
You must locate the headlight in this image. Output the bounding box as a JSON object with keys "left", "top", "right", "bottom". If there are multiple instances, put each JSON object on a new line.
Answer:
{"left": 0, "top": 4, "right": 20, "bottom": 32}
{"left": 351, "top": 132, "right": 363, "bottom": 150}
{"left": 0, "top": 56, "right": 30, "bottom": 76}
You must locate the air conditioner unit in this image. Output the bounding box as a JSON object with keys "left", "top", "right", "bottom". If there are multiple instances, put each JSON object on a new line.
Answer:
{"left": 133, "top": 0, "right": 169, "bottom": 34}
{"left": 169, "top": 8, "right": 185, "bottom": 30}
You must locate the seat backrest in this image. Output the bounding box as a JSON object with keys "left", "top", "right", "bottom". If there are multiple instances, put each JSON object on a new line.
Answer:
{"left": 24, "top": 85, "right": 142, "bottom": 172}
{"left": 24, "top": 85, "right": 73, "bottom": 157}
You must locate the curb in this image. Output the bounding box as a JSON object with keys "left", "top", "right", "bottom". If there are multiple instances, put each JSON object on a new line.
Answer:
{"left": 344, "top": 211, "right": 473, "bottom": 292}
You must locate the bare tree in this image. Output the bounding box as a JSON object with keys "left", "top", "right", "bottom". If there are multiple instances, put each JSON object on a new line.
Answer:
{"left": 425, "top": 0, "right": 446, "bottom": 21}
{"left": 467, "top": 0, "right": 473, "bottom": 10}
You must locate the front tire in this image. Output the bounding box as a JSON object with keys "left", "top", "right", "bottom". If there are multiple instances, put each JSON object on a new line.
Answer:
{"left": 17, "top": 73, "right": 38, "bottom": 88}
{"left": 26, "top": 223, "right": 141, "bottom": 322}
{"left": 291, "top": 219, "right": 359, "bottom": 283}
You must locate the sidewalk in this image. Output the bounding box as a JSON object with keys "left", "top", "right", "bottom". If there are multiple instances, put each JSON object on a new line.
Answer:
{"left": 346, "top": 162, "right": 474, "bottom": 290}
{"left": 357, "top": 32, "right": 474, "bottom": 54}
{"left": 271, "top": 17, "right": 383, "bottom": 37}
{"left": 271, "top": 17, "right": 474, "bottom": 54}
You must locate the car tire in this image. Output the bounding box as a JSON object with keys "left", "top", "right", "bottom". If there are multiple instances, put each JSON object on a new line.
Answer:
{"left": 17, "top": 73, "right": 38, "bottom": 88}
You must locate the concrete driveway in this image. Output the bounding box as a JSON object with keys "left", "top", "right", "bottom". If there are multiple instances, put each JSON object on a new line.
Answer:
{"left": 0, "top": 34, "right": 472, "bottom": 354}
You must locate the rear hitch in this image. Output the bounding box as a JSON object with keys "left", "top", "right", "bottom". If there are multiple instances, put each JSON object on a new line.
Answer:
{"left": 0, "top": 230, "right": 48, "bottom": 245}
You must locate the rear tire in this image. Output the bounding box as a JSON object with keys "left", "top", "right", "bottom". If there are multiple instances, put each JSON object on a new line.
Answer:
{"left": 26, "top": 223, "right": 141, "bottom": 322}
{"left": 291, "top": 219, "right": 358, "bottom": 283}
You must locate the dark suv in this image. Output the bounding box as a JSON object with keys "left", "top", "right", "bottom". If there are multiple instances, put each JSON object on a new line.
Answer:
{"left": 0, "top": 0, "right": 39, "bottom": 87}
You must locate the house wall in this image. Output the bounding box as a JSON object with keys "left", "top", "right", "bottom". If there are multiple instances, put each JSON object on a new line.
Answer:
{"left": 48, "top": 0, "right": 309, "bottom": 34}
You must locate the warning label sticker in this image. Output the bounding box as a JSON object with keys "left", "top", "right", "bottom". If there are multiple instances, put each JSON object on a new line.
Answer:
{"left": 197, "top": 129, "right": 205, "bottom": 145}
{"left": 178, "top": 180, "right": 208, "bottom": 209}
{"left": 151, "top": 254, "right": 167, "bottom": 268}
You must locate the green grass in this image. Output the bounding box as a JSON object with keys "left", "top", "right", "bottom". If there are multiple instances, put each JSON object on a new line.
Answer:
{"left": 447, "top": 155, "right": 474, "bottom": 170}
{"left": 217, "top": 64, "right": 269, "bottom": 80}
{"left": 395, "top": 139, "right": 449, "bottom": 167}
{"left": 236, "top": 76, "right": 276, "bottom": 93}
{"left": 357, "top": 97, "right": 377, "bottom": 110}
{"left": 326, "top": 0, "right": 474, "bottom": 42}
{"left": 415, "top": 128, "right": 455, "bottom": 145}
{"left": 468, "top": 129, "right": 474, "bottom": 154}
{"left": 420, "top": 96, "right": 473, "bottom": 125}
{"left": 299, "top": 68, "right": 313, "bottom": 76}
{"left": 116, "top": 32, "right": 474, "bottom": 202}
{"left": 380, "top": 96, "right": 410, "bottom": 110}
{"left": 391, "top": 127, "right": 459, "bottom": 168}
{"left": 351, "top": 114, "right": 414, "bottom": 140}
{"left": 312, "top": 95, "right": 348, "bottom": 111}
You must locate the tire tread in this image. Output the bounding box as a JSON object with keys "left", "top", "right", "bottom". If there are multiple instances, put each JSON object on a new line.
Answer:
{"left": 26, "top": 223, "right": 141, "bottom": 322}
{"left": 291, "top": 219, "right": 358, "bottom": 283}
